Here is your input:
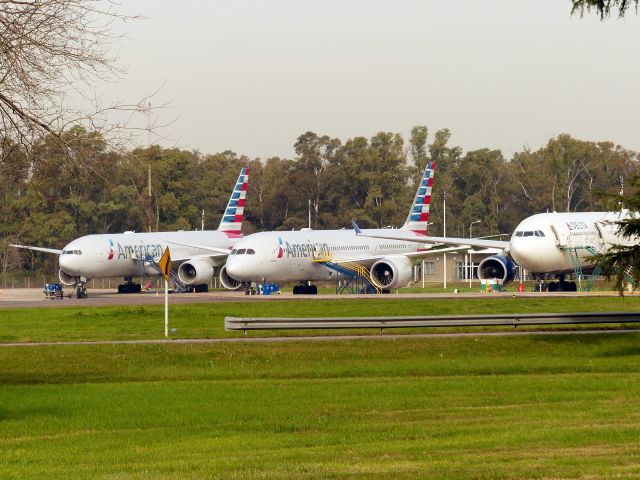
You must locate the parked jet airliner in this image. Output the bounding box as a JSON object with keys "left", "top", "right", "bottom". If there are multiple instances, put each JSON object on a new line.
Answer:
{"left": 12, "top": 168, "right": 250, "bottom": 295}
{"left": 218, "top": 162, "right": 457, "bottom": 293}
{"left": 354, "top": 210, "right": 635, "bottom": 291}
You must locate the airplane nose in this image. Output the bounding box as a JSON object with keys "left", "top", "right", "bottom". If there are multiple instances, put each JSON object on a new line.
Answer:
{"left": 58, "top": 254, "right": 79, "bottom": 276}
{"left": 225, "top": 257, "right": 244, "bottom": 279}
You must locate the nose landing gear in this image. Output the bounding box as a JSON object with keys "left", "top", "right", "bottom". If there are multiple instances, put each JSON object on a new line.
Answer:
{"left": 76, "top": 285, "right": 88, "bottom": 299}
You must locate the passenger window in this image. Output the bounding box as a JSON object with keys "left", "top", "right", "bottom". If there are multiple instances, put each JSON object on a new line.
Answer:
{"left": 246, "top": 249, "right": 255, "bottom": 255}
{"left": 236, "top": 249, "right": 246, "bottom": 255}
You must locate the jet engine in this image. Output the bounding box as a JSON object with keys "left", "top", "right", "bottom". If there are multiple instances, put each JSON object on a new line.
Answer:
{"left": 58, "top": 268, "right": 79, "bottom": 286}
{"left": 477, "top": 255, "right": 516, "bottom": 285}
{"left": 219, "top": 265, "right": 243, "bottom": 290}
{"left": 369, "top": 255, "right": 413, "bottom": 290}
{"left": 177, "top": 258, "right": 214, "bottom": 285}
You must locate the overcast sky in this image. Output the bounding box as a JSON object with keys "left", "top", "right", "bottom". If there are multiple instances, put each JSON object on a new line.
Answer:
{"left": 104, "top": 0, "right": 640, "bottom": 159}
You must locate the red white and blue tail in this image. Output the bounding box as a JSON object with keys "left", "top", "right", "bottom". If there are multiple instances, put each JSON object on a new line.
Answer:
{"left": 217, "top": 167, "right": 249, "bottom": 237}
{"left": 401, "top": 161, "right": 435, "bottom": 236}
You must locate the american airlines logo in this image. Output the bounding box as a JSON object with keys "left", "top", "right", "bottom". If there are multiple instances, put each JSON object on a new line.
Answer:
{"left": 110, "top": 242, "right": 164, "bottom": 260}
{"left": 280, "top": 241, "right": 330, "bottom": 259}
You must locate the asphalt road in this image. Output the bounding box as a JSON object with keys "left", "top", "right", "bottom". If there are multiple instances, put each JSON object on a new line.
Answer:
{"left": 0, "top": 287, "right": 624, "bottom": 309}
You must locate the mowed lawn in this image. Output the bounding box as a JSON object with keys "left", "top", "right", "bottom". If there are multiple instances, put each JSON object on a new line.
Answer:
{"left": 1, "top": 296, "right": 640, "bottom": 342}
{"left": 1, "top": 332, "right": 640, "bottom": 479}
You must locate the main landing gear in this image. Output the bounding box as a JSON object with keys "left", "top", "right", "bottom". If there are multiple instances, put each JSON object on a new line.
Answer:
{"left": 537, "top": 275, "right": 577, "bottom": 292}
{"left": 293, "top": 282, "right": 318, "bottom": 295}
{"left": 117, "top": 277, "right": 142, "bottom": 294}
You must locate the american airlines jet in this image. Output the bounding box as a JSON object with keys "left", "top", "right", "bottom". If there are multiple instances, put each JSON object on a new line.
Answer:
{"left": 355, "top": 209, "right": 635, "bottom": 291}
{"left": 221, "top": 162, "right": 455, "bottom": 294}
{"left": 12, "top": 168, "right": 250, "bottom": 295}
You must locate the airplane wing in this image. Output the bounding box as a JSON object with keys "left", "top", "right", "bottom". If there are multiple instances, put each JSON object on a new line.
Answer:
{"left": 351, "top": 222, "right": 510, "bottom": 251}
{"left": 10, "top": 244, "right": 63, "bottom": 255}
{"left": 324, "top": 246, "right": 470, "bottom": 268}
{"left": 164, "top": 240, "right": 231, "bottom": 258}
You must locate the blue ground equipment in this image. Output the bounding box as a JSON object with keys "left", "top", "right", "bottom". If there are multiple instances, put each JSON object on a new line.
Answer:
{"left": 43, "top": 283, "right": 64, "bottom": 300}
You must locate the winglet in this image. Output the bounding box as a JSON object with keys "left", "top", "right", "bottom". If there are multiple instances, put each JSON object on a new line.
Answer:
{"left": 351, "top": 220, "right": 362, "bottom": 235}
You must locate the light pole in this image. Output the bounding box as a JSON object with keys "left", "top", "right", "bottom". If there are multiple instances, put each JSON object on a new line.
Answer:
{"left": 469, "top": 220, "right": 481, "bottom": 288}
{"left": 443, "top": 190, "right": 447, "bottom": 289}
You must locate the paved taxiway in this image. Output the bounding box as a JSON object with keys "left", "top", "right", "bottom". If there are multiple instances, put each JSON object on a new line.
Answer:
{"left": 0, "top": 287, "right": 627, "bottom": 309}
{"left": 0, "top": 328, "right": 638, "bottom": 348}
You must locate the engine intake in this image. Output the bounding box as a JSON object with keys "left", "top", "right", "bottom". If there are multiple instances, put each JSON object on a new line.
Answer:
{"left": 219, "top": 265, "right": 243, "bottom": 290}
{"left": 369, "top": 255, "right": 413, "bottom": 290}
{"left": 478, "top": 255, "right": 516, "bottom": 285}
{"left": 58, "top": 268, "right": 79, "bottom": 286}
{"left": 177, "top": 258, "right": 214, "bottom": 285}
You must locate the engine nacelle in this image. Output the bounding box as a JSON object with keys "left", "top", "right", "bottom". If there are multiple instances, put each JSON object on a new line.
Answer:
{"left": 478, "top": 255, "right": 516, "bottom": 286}
{"left": 219, "top": 265, "right": 243, "bottom": 290}
{"left": 177, "top": 258, "right": 214, "bottom": 285}
{"left": 369, "top": 255, "right": 414, "bottom": 290}
{"left": 58, "top": 268, "right": 79, "bottom": 286}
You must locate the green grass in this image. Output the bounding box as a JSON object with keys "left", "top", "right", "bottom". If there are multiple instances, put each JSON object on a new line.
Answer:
{"left": 1, "top": 296, "right": 640, "bottom": 343}
{"left": 1, "top": 334, "right": 640, "bottom": 478}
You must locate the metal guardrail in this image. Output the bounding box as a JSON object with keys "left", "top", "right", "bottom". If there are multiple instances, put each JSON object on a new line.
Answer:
{"left": 225, "top": 312, "right": 640, "bottom": 332}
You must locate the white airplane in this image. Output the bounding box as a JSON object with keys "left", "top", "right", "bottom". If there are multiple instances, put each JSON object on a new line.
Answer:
{"left": 12, "top": 168, "right": 250, "bottom": 295}
{"left": 221, "top": 161, "right": 459, "bottom": 294}
{"left": 354, "top": 210, "right": 635, "bottom": 291}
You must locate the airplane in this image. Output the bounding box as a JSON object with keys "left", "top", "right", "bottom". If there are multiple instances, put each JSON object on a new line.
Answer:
{"left": 353, "top": 210, "right": 636, "bottom": 291}
{"left": 11, "top": 168, "right": 250, "bottom": 296}
{"left": 221, "top": 161, "right": 459, "bottom": 294}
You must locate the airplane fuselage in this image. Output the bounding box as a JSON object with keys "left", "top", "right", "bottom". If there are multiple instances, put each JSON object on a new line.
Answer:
{"left": 59, "top": 230, "right": 237, "bottom": 281}
{"left": 508, "top": 211, "right": 632, "bottom": 274}
{"left": 225, "top": 229, "right": 422, "bottom": 284}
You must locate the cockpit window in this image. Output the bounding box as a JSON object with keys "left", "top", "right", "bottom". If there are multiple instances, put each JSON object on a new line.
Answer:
{"left": 515, "top": 231, "right": 523, "bottom": 237}
{"left": 523, "top": 231, "right": 534, "bottom": 237}
{"left": 230, "top": 249, "right": 237, "bottom": 255}
{"left": 62, "top": 249, "right": 82, "bottom": 255}
{"left": 537, "top": 230, "right": 545, "bottom": 237}
{"left": 236, "top": 249, "right": 246, "bottom": 255}
{"left": 246, "top": 249, "right": 255, "bottom": 255}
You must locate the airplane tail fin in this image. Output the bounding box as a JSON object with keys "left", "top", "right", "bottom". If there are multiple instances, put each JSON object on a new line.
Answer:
{"left": 217, "top": 167, "right": 249, "bottom": 237}
{"left": 400, "top": 161, "right": 435, "bottom": 236}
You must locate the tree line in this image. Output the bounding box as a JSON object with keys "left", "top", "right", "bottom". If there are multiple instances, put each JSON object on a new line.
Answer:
{"left": 1, "top": 126, "right": 638, "bottom": 276}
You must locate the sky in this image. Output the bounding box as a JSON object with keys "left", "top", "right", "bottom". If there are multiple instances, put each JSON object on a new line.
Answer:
{"left": 101, "top": 0, "right": 640, "bottom": 160}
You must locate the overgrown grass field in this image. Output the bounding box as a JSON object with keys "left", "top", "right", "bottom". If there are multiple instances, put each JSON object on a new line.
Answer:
{"left": 1, "top": 334, "right": 640, "bottom": 479}
{"left": 1, "top": 297, "right": 640, "bottom": 478}
{"left": 1, "top": 296, "right": 640, "bottom": 343}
